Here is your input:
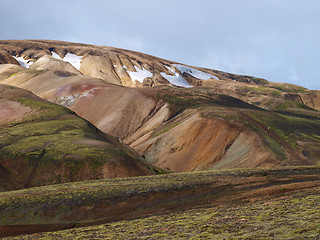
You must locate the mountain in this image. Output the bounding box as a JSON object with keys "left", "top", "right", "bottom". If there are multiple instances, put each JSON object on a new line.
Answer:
{"left": 1, "top": 39, "right": 320, "bottom": 239}
{"left": 0, "top": 40, "right": 319, "bottom": 173}
{"left": 0, "top": 39, "right": 319, "bottom": 111}
{"left": 0, "top": 84, "right": 159, "bottom": 191}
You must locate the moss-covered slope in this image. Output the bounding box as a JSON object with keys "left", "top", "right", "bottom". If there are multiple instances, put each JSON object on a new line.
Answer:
{"left": 0, "top": 166, "right": 319, "bottom": 238}
{"left": 0, "top": 85, "right": 158, "bottom": 191}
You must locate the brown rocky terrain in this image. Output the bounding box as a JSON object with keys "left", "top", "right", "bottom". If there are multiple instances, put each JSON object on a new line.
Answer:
{"left": 0, "top": 50, "right": 19, "bottom": 65}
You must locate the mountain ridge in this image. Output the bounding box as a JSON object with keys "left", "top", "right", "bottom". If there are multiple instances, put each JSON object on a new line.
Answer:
{"left": 0, "top": 39, "right": 319, "bottom": 111}
{"left": 0, "top": 39, "right": 319, "bottom": 176}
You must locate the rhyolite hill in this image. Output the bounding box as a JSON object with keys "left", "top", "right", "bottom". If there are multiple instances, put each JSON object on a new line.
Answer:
{"left": 0, "top": 84, "right": 161, "bottom": 191}
{"left": 0, "top": 40, "right": 319, "bottom": 189}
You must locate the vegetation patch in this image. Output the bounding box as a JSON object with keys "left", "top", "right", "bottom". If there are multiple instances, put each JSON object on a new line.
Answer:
{"left": 8, "top": 69, "right": 44, "bottom": 79}
{"left": 274, "top": 100, "right": 314, "bottom": 111}
{"left": 237, "top": 86, "right": 282, "bottom": 97}
{"left": 160, "top": 88, "right": 258, "bottom": 113}
{"left": 247, "top": 110, "right": 320, "bottom": 151}
{"left": 269, "top": 83, "right": 307, "bottom": 93}
{"left": 152, "top": 121, "right": 183, "bottom": 137}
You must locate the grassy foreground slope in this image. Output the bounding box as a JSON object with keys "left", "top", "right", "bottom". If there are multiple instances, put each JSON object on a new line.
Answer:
{"left": 0, "top": 84, "right": 158, "bottom": 191}
{"left": 1, "top": 166, "right": 320, "bottom": 237}
{"left": 7, "top": 187, "right": 320, "bottom": 239}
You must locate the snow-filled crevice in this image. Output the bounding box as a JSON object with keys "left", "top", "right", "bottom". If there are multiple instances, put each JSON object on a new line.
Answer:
{"left": 51, "top": 51, "right": 83, "bottom": 70}
{"left": 160, "top": 66, "right": 193, "bottom": 88}
{"left": 12, "top": 56, "right": 34, "bottom": 68}
{"left": 173, "top": 64, "right": 219, "bottom": 80}
{"left": 127, "top": 66, "right": 153, "bottom": 83}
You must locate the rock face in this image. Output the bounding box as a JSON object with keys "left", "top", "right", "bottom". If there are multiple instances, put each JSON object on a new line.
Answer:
{"left": 131, "top": 112, "right": 277, "bottom": 172}
{"left": 0, "top": 40, "right": 320, "bottom": 175}
{"left": 0, "top": 50, "right": 19, "bottom": 65}
{"left": 300, "top": 91, "right": 320, "bottom": 110}
{"left": 30, "top": 55, "right": 81, "bottom": 74}
{"left": 0, "top": 84, "right": 158, "bottom": 191}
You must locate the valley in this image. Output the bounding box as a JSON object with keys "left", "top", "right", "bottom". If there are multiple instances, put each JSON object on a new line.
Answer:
{"left": 0, "top": 40, "right": 319, "bottom": 238}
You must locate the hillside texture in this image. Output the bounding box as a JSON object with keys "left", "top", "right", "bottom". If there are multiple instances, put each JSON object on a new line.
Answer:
{"left": 0, "top": 40, "right": 320, "bottom": 173}
{"left": 0, "top": 84, "right": 158, "bottom": 191}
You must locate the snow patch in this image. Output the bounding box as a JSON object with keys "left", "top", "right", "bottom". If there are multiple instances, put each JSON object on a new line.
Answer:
{"left": 12, "top": 56, "right": 34, "bottom": 68}
{"left": 173, "top": 64, "right": 219, "bottom": 80}
{"left": 123, "top": 65, "right": 128, "bottom": 69}
{"left": 160, "top": 66, "right": 192, "bottom": 88}
{"left": 127, "top": 66, "right": 153, "bottom": 83}
{"left": 51, "top": 51, "right": 83, "bottom": 70}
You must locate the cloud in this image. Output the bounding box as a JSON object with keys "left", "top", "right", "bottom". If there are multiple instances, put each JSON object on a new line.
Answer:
{"left": 0, "top": 0, "right": 319, "bottom": 89}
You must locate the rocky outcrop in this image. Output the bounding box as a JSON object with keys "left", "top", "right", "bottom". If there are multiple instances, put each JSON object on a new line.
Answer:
{"left": 300, "top": 91, "right": 320, "bottom": 110}
{"left": 30, "top": 55, "right": 81, "bottom": 74}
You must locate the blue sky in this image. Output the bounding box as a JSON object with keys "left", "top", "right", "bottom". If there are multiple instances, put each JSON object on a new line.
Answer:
{"left": 1, "top": 0, "right": 319, "bottom": 89}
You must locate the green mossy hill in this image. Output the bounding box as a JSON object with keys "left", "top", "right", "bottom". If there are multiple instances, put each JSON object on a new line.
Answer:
{"left": 246, "top": 109, "right": 320, "bottom": 160}
{"left": 153, "top": 85, "right": 320, "bottom": 163}
{"left": 0, "top": 86, "right": 157, "bottom": 190}
{"left": 216, "top": 107, "right": 320, "bottom": 162}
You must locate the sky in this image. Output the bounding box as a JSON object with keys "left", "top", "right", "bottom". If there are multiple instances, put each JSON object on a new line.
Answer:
{"left": 0, "top": 0, "right": 319, "bottom": 90}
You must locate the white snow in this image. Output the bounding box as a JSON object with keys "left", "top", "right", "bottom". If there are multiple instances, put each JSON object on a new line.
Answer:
{"left": 113, "top": 65, "right": 117, "bottom": 68}
{"left": 51, "top": 51, "right": 61, "bottom": 59}
{"left": 127, "top": 66, "right": 153, "bottom": 83}
{"left": 12, "top": 56, "right": 34, "bottom": 68}
{"left": 51, "top": 51, "right": 83, "bottom": 70}
{"left": 123, "top": 65, "right": 128, "bottom": 69}
{"left": 160, "top": 66, "right": 192, "bottom": 88}
{"left": 173, "top": 64, "right": 219, "bottom": 80}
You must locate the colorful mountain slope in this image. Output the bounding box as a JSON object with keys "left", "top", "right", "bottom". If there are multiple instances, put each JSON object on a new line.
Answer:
{"left": 0, "top": 84, "right": 159, "bottom": 191}
{"left": 0, "top": 40, "right": 319, "bottom": 173}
